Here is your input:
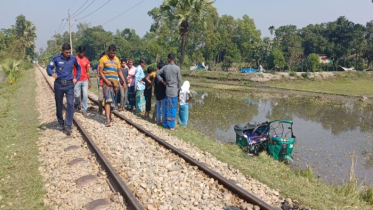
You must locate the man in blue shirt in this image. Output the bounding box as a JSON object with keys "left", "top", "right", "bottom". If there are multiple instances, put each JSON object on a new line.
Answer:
{"left": 46, "top": 43, "right": 81, "bottom": 136}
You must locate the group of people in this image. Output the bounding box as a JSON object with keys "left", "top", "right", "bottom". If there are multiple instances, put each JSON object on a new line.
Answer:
{"left": 46, "top": 43, "right": 192, "bottom": 136}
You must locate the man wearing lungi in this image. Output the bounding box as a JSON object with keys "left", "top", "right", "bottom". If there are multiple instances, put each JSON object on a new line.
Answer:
{"left": 98, "top": 44, "right": 126, "bottom": 127}
{"left": 156, "top": 53, "right": 182, "bottom": 130}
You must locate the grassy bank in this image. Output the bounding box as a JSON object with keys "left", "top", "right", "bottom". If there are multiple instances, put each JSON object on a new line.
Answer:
{"left": 167, "top": 127, "right": 373, "bottom": 209}
{"left": 182, "top": 70, "right": 373, "bottom": 98}
{"left": 268, "top": 79, "right": 373, "bottom": 97}
{"left": 0, "top": 66, "right": 47, "bottom": 209}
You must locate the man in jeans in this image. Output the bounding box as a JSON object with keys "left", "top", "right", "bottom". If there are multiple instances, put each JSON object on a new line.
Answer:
{"left": 153, "top": 62, "right": 166, "bottom": 124}
{"left": 46, "top": 43, "right": 81, "bottom": 135}
{"left": 73, "top": 46, "right": 91, "bottom": 116}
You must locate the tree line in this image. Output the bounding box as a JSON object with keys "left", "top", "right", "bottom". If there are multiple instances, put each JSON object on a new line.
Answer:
{"left": 40, "top": 0, "right": 373, "bottom": 72}
{"left": 0, "top": 15, "right": 36, "bottom": 61}
{"left": 0, "top": 15, "right": 36, "bottom": 84}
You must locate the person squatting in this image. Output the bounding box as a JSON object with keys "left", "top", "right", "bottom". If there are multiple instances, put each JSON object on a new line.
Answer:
{"left": 47, "top": 43, "right": 192, "bottom": 134}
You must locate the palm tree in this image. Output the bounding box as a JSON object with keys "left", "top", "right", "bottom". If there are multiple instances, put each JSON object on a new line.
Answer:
{"left": 14, "top": 15, "right": 36, "bottom": 60}
{"left": 268, "top": 25, "right": 275, "bottom": 50}
{"left": 160, "top": 0, "right": 215, "bottom": 69}
{"left": 268, "top": 26, "right": 275, "bottom": 38}
{"left": 21, "top": 21, "right": 36, "bottom": 60}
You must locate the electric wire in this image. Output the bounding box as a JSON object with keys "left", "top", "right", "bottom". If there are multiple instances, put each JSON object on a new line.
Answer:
{"left": 71, "top": 0, "right": 96, "bottom": 19}
{"left": 56, "top": 19, "right": 64, "bottom": 34}
{"left": 68, "top": 0, "right": 80, "bottom": 10}
{"left": 59, "top": 21, "right": 68, "bottom": 34}
{"left": 75, "top": 0, "right": 111, "bottom": 21}
{"left": 101, "top": 0, "right": 146, "bottom": 25}
{"left": 70, "top": 0, "right": 89, "bottom": 17}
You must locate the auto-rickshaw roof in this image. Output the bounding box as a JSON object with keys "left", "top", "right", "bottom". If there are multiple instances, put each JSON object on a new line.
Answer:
{"left": 269, "top": 120, "right": 293, "bottom": 125}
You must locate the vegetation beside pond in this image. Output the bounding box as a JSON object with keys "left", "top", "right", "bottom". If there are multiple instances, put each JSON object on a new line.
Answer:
{"left": 167, "top": 126, "right": 373, "bottom": 209}
{"left": 183, "top": 70, "right": 373, "bottom": 98}
{"left": 87, "top": 67, "right": 373, "bottom": 209}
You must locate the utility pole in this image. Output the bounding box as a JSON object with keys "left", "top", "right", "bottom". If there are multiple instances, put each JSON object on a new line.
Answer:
{"left": 68, "top": 10, "right": 73, "bottom": 54}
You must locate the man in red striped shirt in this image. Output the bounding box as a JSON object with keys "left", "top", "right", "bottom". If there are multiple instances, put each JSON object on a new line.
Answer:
{"left": 73, "top": 46, "right": 91, "bottom": 116}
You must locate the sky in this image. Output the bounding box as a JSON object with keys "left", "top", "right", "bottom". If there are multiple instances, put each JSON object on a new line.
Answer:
{"left": 1, "top": 0, "right": 373, "bottom": 51}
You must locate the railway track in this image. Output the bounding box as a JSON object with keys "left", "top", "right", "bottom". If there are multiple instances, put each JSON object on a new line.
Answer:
{"left": 36, "top": 64, "right": 277, "bottom": 210}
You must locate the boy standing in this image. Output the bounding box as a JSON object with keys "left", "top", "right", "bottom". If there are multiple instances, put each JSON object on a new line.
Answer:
{"left": 119, "top": 59, "right": 128, "bottom": 111}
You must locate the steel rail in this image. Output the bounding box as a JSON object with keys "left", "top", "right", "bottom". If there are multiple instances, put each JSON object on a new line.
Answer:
{"left": 36, "top": 65, "right": 144, "bottom": 210}
{"left": 87, "top": 95, "right": 275, "bottom": 210}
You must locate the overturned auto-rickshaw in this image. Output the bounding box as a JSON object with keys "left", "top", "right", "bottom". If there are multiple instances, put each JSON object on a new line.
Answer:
{"left": 234, "top": 120, "right": 296, "bottom": 161}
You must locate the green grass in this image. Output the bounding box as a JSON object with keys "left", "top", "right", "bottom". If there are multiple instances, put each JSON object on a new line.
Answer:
{"left": 89, "top": 74, "right": 99, "bottom": 96}
{"left": 0, "top": 66, "right": 47, "bottom": 210}
{"left": 182, "top": 70, "right": 373, "bottom": 97}
{"left": 166, "top": 127, "right": 373, "bottom": 209}
{"left": 270, "top": 79, "right": 373, "bottom": 97}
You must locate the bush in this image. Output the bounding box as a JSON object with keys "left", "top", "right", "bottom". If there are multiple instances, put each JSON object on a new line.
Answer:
{"left": 355, "top": 71, "right": 367, "bottom": 78}
{"left": 147, "top": 63, "right": 158, "bottom": 72}
{"left": 0, "top": 59, "right": 22, "bottom": 84}
{"left": 20, "top": 61, "right": 33, "bottom": 70}
{"left": 272, "top": 49, "right": 286, "bottom": 70}
{"left": 361, "top": 187, "right": 373, "bottom": 205}
{"left": 301, "top": 72, "right": 310, "bottom": 79}
{"left": 343, "top": 58, "right": 365, "bottom": 71}
{"left": 308, "top": 53, "right": 320, "bottom": 72}
{"left": 320, "top": 63, "right": 333, "bottom": 72}
{"left": 289, "top": 71, "right": 296, "bottom": 77}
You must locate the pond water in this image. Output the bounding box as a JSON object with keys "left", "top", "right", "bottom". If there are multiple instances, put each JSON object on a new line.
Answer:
{"left": 188, "top": 88, "right": 373, "bottom": 186}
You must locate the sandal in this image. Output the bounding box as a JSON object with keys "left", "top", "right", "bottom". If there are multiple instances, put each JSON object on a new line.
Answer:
{"left": 105, "top": 122, "right": 111, "bottom": 127}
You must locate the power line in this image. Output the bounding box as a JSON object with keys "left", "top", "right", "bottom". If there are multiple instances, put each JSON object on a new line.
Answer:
{"left": 71, "top": 0, "right": 96, "bottom": 18}
{"left": 70, "top": 0, "right": 89, "bottom": 17}
{"left": 101, "top": 0, "right": 146, "bottom": 25}
{"left": 68, "top": 0, "right": 80, "bottom": 10}
{"left": 59, "top": 21, "right": 68, "bottom": 34}
{"left": 56, "top": 19, "right": 64, "bottom": 34}
{"left": 75, "top": 0, "right": 111, "bottom": 21}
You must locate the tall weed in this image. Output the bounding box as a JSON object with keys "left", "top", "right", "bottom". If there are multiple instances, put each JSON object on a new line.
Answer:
{"left": 0, "top": 59, "right": 22, "bottom": 84}
{"left": 0, "top": 59, "right": 32, "bottom": 85}
{"left": 361, "top": 187, "right": 373, "bottom": 204}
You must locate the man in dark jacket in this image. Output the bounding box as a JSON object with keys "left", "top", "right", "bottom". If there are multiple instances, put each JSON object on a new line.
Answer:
{"left": 46, "top": 43, "right": 81, "bottom": 135}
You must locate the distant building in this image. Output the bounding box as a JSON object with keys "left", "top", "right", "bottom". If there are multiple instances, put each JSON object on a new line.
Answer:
{"left": 318, "top": 54, "right": 331, "bottom": 64}
{"left": 304, "top": 54, "right": 331, "bottom": 64}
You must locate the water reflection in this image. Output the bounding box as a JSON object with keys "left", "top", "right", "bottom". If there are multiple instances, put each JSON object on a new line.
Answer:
{"left": 188, "top": 90, "right": 373, "bottom": 185}
{"left": 190, "top": 91, "right": 259, "bottom": 139}
{"left": 267, "top": 96, "right": 373, "bottom": 135}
